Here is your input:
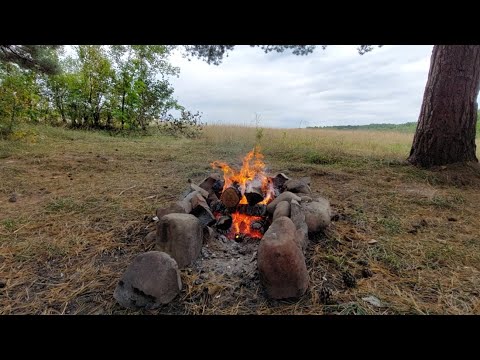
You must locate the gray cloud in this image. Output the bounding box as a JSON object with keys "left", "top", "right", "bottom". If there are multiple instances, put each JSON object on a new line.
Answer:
{"left": 168, "top": 45, "right": 437, "bottom": 128}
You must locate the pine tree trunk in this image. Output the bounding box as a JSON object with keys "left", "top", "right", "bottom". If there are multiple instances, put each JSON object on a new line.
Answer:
{"left": 408, "top": 45, "right": 480, "bottom": 167}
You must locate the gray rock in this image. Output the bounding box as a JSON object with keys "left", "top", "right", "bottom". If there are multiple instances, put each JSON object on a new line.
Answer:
{"left": 203, "top": 226, "right": 215, "bottom": 242}
{"left": 290, "top": 199, "right": 309, "bottom": 251}
{"left": 198, "top": 173, "right": 222, "bottom": 193}
{"left": 301, "top": 197, "right": 332, "bottom": 232}
{"left": 267, "top": 191, "right": 302, "bottom": 214}
{"left": 156, "top": 213, "right": 203, "bottom": 268}
{"left": 283, "top": 179, "right": 311, "bottom": 194}
{"left": 156, "top": 202, "right": 187, "bottom": 219}
{"left": 113, "top": 251, "right": 182, "bottom": 309}
{"left": 257, "top": 216, "right": 309, "bottom": 299}
{"left": 272, "top": 173, "right": 290, "bottom": 189}
{"left": 300, "top": 177, "right": 311, "bottom": 186}
{"left": 190, "top": 183, "right": 209, "bottom": 198}
{"left": 144, "top": 230, "right": 157, "bottom": 243}
{"left": 273, "top": 201, "right": 290, "bottom": 221}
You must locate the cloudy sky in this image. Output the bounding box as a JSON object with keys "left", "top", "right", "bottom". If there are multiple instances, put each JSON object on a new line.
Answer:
{"left": 168, "top": 45, "right": 435, "bottom": 128}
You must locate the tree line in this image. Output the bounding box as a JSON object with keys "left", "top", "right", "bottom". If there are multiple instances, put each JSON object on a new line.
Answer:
{"left": 0, "top": 45, "right": 200, "bottom": 137}
{"left": 2, "top": 45, "right": 479, "bottom": 167}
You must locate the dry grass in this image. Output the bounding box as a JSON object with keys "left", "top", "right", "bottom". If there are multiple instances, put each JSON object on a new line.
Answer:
{"left": 1, "top": 124, "right": 479, "bottom": 314}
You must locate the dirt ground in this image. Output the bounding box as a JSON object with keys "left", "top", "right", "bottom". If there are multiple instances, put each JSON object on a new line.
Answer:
{"left": 1, "top": 126, "right": 480, "bottom": 314}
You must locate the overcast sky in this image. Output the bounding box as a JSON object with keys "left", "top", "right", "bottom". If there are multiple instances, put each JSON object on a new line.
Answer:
{"left": 168, "top": 45, "right": 435, "bottom": 128}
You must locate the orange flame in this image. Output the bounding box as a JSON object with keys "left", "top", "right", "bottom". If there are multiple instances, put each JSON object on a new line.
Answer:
{"left": 211, "top": 146, "right": 275, "bottom": 205}
{"left": 211, "top": 146, "right": 275, "bottom": 239}
{"left": 231, "top": 213, "right": 263, "bottom": 239}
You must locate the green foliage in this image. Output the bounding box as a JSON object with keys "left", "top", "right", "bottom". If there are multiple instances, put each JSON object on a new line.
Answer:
{"left": 0, "top": 45, "right": 196, "bottom": 134}
{"left": 158, "top": 110, "right": 204, "bottom": 138}
{"left": 182, "top": 45, "right": 381, "bottom": 65}
{"left": 0, "top": 64, "right": 42, "bottom": 137}
{"left": 0, "top": 45, "right": 61, "bottom": 75}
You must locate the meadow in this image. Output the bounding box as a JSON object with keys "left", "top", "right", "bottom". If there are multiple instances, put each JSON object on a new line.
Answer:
{"left": 1, "top": 124, "right": 479, "bottom": 314}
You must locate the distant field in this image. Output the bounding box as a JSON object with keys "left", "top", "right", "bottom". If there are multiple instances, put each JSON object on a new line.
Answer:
{"left": 1, "top": 124, "right": 480, "bottom": 314}
{"left": 309, "top": 116, "right": 480, "bottom": 135}
{"left": 203, "top": 124, "right": 480, "bottom": 163}
{"left": 308, "top": 122, "right": 419, "bottom": 133}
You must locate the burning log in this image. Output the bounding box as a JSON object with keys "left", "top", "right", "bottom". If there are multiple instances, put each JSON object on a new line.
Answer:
{"left": 190, "top": 193, "right": 216, "bottom": 227}
{"left": 245, "top": 184, "right": 264, "bottom": 206}
{"left": 215, "top": 215, "right": 232, "bottom": 230}
{"left": 220, "top": 184, "right": 241, "bottom": 208}
{"left": 236, "top": 204, "right": 267, "bottom": 217}
{"left": 212, "top": 179, "right": 224, "bottom": 198}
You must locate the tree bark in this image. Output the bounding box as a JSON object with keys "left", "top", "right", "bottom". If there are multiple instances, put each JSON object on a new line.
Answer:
{"left": 408, "top": 45, "right": 480, "bottom": 167}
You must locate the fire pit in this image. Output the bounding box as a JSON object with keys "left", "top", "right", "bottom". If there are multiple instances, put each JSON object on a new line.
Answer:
{"left": 114, "top": 147, "right": 333, "bottom": 310}
{"left": 210, "top": 147, "right": 276, "bottom": 241}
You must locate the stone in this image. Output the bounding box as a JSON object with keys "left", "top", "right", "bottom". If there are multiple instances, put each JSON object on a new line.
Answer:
{"left": 266, "top": 191, "right": 302, "bottom": 214}
{"left": 144, "top": 231, "right": 157, "bottom": 243}
{"left": 156, "top": 202, "right": 186, "bottom": 219}
{"left": 190, "top": 183, "right": 209, "bottom": 198}
{"left": 290, "top": 199, "right": 309, "bottom": 251}
{"left": 257, "top": 216, "right": 309, "bottom": 299}
{"left": 113, "top": 251, "right": 182, "bottom": 309}
{"left": 273, "top": 201, "right": 290, "bottom": 220}
{"left": 300, "top": 177, "right": 311, "bottom": 186}
{"left": 272, "top": 173, "right": 290, "bottom": 190}
{"left": 301, "top": 197, "right": 332, "bottom": 232}
{"left": 190, "top": 193, "right": 216, "bottom": 227}
{"left": 156, "top": 213, "right": 203, "bottom": 268}
{"left": 198, "top": 173, "right": 222, "bottom": 193}
{"left": 203, "top": 226, "right": 215, "bottom": 242}
{"left": 283, "top": 179, "right": 311, "bottom": 194}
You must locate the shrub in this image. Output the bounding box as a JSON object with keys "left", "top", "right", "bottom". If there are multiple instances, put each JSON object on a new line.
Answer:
{"left": 158, "top": 110, "right": 204, "bottom": 138}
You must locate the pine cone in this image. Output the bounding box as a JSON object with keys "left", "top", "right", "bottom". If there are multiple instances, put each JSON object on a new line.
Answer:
{"left": 319, "top": 285, "right": 333, "bottom": 304}
{"left": 362, "top": 268, "right": 373, "bottom": 278}
{"left": 342, "top": 271, "right": 357, "bottom": 288}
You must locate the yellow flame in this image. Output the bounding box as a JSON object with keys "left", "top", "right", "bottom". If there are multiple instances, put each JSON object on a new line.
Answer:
{"left": 211, "top": 146, "right": 274, "bottom": 203}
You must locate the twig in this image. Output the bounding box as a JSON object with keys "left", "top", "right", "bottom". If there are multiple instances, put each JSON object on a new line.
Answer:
{"left": 61, "top": 302, "right": 69, "bottom": 315}
{"left": 13, "top": 223, "right": 28, "bottom": 234}
{"left": 118, "top": 185, "right": 137, "bottom": 196}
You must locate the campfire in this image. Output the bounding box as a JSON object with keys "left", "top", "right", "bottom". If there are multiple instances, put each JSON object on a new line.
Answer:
{"left": 210, "top": 146, "right": 276, "bottom": 241}
{"left": 114, "top": 147, "right": 334, "bottom": 310}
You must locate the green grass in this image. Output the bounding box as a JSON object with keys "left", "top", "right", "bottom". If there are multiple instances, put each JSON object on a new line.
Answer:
{"left": 1, "top": 123, "right": 480, "bottom": 315}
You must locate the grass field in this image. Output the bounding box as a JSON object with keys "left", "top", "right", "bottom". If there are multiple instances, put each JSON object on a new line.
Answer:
{"left": 1, "top": 124, "right": 480, "bottom": 314}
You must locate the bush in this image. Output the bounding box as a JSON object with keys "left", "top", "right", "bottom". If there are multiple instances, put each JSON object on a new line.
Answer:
{"left": 158, "top": 110, "right": 204, "bottom": 138}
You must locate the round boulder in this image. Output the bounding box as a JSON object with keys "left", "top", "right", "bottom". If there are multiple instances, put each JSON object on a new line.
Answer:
{"left": 301, "top": 197, "right": 332, "bottom": 232}
{"left": 113, "top": 251, "right": 182, "bottom": 309}
{"left": 257, "top": 216, "right": 309, "bottom": 299}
